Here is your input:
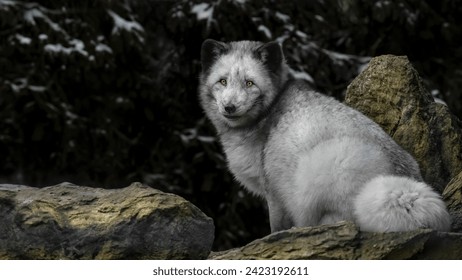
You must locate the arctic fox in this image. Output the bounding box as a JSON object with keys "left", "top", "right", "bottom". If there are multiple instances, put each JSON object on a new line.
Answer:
{"left": 198, "top": 39, "right": 451, "bottom": 233}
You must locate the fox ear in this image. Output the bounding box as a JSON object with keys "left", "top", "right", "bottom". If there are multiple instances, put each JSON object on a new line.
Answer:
{"left": 201, "top": 39, "right": 227, "bottom": 73}
{"left": 255, "top": 41, "right": 284, "bottom": 74}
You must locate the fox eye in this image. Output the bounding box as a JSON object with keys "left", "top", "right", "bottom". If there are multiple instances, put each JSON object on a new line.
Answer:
{"left": 246, "top": 81, "right": 254, "bottom": 87}
{"left": 219, "top": 79, "right": 227, "bottom": 86}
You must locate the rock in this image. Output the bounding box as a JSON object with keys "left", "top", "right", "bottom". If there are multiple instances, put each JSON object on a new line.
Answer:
{"left": 0, "top": 182, "right": 214, "bottom": 259}
{"left": 209, "top": 222, "right": 462, "bottom": 260}
{"left": 345, "top": 55, "right": 462, "bottom": 193}
{"left": 210, "top": 222, "right": 359, "bottom": 260}
{"left": 443, "top": 170, "right": 462, "bottom": 231}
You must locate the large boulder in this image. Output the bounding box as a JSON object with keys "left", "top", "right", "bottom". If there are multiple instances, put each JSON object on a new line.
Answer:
{"left": 443, "top": 170, "right": 462, "bottom": 231}
{"left": 0, "top": 182, "right": 214, "bottom": 259}
{"left": 345, "top": 55, "right": 462, "bottom": 193}
{"left": 210, "top": 222, "right": 462, "bottom": 260}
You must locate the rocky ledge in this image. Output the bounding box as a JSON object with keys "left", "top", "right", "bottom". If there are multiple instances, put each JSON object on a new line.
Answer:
{"left": 210, "top": 221, "right": 462, "bottom": 260}
{"left": 0, "top": 182, "right": 214, "bottom": 259}
{"left": 1, "top": 55, "right": 462, "bottom": 259}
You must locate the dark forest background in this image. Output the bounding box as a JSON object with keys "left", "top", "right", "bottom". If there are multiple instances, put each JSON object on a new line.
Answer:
{"left": 1, "top": 0, "right": 462, "bottom": 250}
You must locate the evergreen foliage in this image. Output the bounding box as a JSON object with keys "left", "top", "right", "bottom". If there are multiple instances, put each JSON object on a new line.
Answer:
{"left": 1, "top": 0, "right": 461, "bottom": 249}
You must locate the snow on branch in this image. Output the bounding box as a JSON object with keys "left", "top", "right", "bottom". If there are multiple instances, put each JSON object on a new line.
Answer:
{"left": 107, "top": 10, "right": 144, "bottom": 42}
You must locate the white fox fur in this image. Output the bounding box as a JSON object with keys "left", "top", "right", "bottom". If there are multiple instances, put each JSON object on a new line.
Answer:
{"left": 198, "top": 39, "right": 451, "bottom": 233}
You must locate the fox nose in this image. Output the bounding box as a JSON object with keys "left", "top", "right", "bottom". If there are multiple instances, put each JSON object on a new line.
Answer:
{"left": 224, "top": 105, "right": 236, "bottom": 114}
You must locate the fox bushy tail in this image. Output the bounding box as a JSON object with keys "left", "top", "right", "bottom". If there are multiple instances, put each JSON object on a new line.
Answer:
{"left": 354, "top": 175, "right": 451, "bottom": 232}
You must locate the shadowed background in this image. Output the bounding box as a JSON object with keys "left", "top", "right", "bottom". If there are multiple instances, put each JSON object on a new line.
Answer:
{"left": 1, "top": 0, "right": 461, "bottom": 250}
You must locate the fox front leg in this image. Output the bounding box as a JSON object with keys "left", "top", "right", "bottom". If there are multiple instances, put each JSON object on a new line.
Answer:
{"left": 266, "top": 195, "right": 293, "bottom": 232}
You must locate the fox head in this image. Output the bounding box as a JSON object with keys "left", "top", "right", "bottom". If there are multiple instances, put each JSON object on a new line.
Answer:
{"left": 199, "top": 39, "right": 288, "bottom": 129}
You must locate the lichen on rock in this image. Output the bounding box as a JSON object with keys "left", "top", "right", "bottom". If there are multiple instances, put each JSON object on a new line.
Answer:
{"left": 345, "top": 55, "right": 462, "bottom": 193}
{"left": 443, "top": 170, "right": 462, "bottom": 231}
{"left": 0, "top": 182, "right": 214, "bottom": 260}
{"left": 209, "top": 222, "right": 462, "bottom": 260}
